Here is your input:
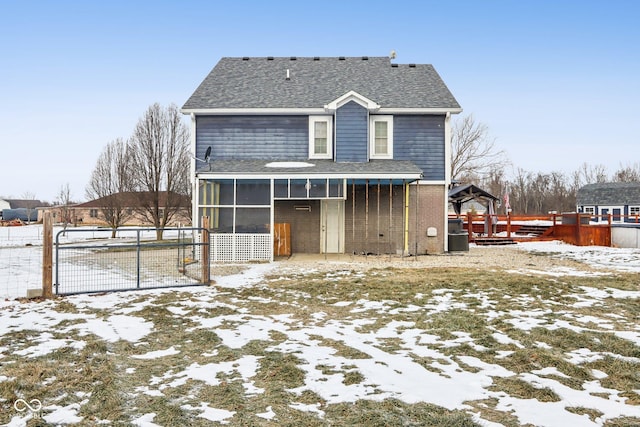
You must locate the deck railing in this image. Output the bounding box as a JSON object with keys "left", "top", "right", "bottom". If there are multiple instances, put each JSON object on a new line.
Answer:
{"left": 448, "top": 212, "right": 631, "bottom": 247}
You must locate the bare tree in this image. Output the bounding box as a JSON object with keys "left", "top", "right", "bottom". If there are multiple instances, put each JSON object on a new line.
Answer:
{"left": 56, "top": 183, "right": 73, "bottom": 234}
{"left": 451, "top": 114, "right": 509, "bottom": 183}
{"left": 576, "top": 162, "right": 609, "bottom": 186}
{"left": 612, "top": 162, "right": 640, "bottom": 182}
{"left": 21, "top": 191, "right": 37, "bottom": 224}
{"left": 510, "top": 168, "right": 532, "bottom": 214}
{"left": 86, "top": 138, "right": 134, "bottom": 237}
{"left": 128, "top": 103, "right": 190, "bottom": 240}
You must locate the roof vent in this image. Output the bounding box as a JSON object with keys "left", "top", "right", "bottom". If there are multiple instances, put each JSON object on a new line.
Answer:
{"left": 313, "top": 56, "right": 320, "bottom": 61}
{"left": 362, "top": 56, "right": 368, "bottom": 60}
{"left": 391, "top": 63, "right": 398, "bottom": 68}
{"left": 242, "top": 57, "right": 249, "bottom": 61}
{"left": 286, "top": 69, "right": 290, "bottom": 80}
{"left": 338, "top": 56, "right": 345, "bottom": 60}
{"left": 409, "top": 63, "right": 416, "bottom": 68}
{"left": 290, "top": 56, "right": 297, "bottom": 60}
{"left": 267, "top": 56, "right": 274, "bottom": 60}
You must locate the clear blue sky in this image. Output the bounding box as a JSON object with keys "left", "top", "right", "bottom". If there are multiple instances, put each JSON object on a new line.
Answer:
{"left": 1, "top": 0, "right": 638, "bottom": 202}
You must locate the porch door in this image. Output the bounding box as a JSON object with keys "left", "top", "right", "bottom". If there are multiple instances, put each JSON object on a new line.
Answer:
{"left": 321, "top": 200, "right": 344, "bottom": 253}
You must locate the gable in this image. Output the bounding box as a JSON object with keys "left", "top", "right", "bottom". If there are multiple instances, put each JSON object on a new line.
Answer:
{"left": 325, "top": 90, "right": 380, "bottom": 112}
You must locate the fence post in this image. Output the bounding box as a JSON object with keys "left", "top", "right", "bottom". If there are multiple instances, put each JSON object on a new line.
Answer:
{"left": 201, "top": 216, "right": 210, "bottom": 284}
{"left": 42, "top": 211, "right": 53, "bottom": 298}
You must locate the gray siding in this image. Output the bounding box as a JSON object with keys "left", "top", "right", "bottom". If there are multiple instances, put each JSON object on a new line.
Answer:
{"left": 394, "top": 115, "right": 445, "bottom": 180}
{"left": 335, "top": 101, "right": 368, "bottom": 162}
{"left": 196, "top": 116, "right": 308, "bottom": 160}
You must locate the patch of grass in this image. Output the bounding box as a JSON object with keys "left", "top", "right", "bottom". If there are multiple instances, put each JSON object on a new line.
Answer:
{"left": 463, "top": 398, "right": 528, "bottom": 427}
{"left": 604, "top": 416, "right": 640, "bottom": 427}
{"left": 308, "top": 336, "right": 372, "bottom": 359}
{"left": 495, "top": 348, "right": 591, "bottom": 390}
{"left": 586, "top": 356, "right": 640, "bottom": 405}
{"left": 342, "top": 370, "right": 364, "bottom": 385}
{"left": 489, "top": 376, "right": 561, "bottom": 402}
{"left": 565, "top": 406, "right": 604, "bottom": 423}
{"left": 325, "top": 399, "right": 481, "bottom": 426}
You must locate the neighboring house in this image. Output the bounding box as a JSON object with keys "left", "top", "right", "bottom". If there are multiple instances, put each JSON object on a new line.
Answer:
{"left": 182, "top": 56, "right": 461, "bottom": 261}
{"left": 0, "top": 198, "right": 43, "bottom": 221}
{"left": 577, "top": 182, "right": 640, "bottom": 223}
{"left": 44, "top": 192, "right": 191, "bottom": 227}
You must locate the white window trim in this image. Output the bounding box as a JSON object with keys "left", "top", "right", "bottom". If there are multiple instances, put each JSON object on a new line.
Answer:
{"left": 629, "top": 205, "right": 640, "bottom": 215}
{"left": 583, "top": 206, "right": 595, "bottom": 214}
{"left": 309, "top": 116, "right": 333, "bottom": 159}
{"left": 369, "top": 115, "right": 393, "bottom": 159}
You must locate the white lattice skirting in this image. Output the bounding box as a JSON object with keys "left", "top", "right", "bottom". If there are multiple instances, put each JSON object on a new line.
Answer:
{"left": 210, "top": 233, "right": 272, "bottom": 262}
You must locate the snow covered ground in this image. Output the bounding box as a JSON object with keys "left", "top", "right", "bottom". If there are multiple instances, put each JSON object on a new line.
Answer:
{"left": 1, "top": 226, "right": 640, "bottom": 426}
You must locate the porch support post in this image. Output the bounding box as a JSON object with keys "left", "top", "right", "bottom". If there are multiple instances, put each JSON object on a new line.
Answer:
{"left": 389, "top": 180, "right": 393, "bottom": 258}
{"left": 365, "top": 179, "right": 369, "bottom": 255}
{"left": 377, "top": 180, "right": 380, "bottom": 255}
{"left": 352, "top": 180, "right": 356, "bottom": 252}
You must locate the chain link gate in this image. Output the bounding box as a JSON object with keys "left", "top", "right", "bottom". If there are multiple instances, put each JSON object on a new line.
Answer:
{"left": 54, "top": 227, "right": 210, "bottom": 295}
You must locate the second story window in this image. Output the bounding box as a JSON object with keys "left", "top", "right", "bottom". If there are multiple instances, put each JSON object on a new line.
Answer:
{"left": 370, "top": 115, "right": 393, "bottom": 159}
{"left": 309, "top": 116, "right": 333, "bottom": 159}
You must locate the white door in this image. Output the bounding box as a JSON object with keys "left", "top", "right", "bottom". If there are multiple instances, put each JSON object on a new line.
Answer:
{"left": 321, "top": 200, "right": 344, "bottom": 253}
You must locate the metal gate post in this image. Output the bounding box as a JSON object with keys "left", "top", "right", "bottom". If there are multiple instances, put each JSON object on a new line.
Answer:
{"left": 136, "top": 229, "right": 141, "bottom": 289}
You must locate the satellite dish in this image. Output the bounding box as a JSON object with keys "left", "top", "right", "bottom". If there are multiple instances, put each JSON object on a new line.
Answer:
{"left": 192, "top": 146, "right": 213, "bottom": 170}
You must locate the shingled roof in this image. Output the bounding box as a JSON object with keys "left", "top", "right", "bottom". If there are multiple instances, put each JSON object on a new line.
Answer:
{"left": 577, "top": 182, "right": 640, "bottom": 205}
{"left": 182, "top": 57, "right": 461, "bottom": 111}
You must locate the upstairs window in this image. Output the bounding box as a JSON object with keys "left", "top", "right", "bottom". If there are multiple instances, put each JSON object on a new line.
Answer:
{"left": 369, "top": 115, "right": 393, "bottom": 159}
{"left": 309, "top": 116, "right": 333, "bottom": 159}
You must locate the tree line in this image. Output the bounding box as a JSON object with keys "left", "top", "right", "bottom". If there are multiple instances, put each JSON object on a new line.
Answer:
{"left": 451, "top": 114, "right": 640, "bottom": 215}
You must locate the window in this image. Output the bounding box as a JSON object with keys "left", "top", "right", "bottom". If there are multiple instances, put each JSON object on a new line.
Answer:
{"left": 630, "top": 206, "right": 640, "bottom": 216}
{"left": 198, "top": 179, "right": 271, "bottom": 233}
{"left": 309, "top": 116, "right": 333, "bottom": 159}
{"left": 584, "top": 206, "right": 595, "bottom": 215}
{"left": 369, "top": 115, "right": 393, "bottom": 159}
{"left": 90, "top": 209, "right": 98, "bottom": 218}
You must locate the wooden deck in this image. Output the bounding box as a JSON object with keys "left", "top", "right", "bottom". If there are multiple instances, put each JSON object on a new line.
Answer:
{"left": 453, "top": 213, "right": 612, "bottom": 247}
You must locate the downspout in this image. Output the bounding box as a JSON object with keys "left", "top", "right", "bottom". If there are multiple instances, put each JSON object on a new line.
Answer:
{"left": 404, "top": 180, "right": 409, "bottom": 255}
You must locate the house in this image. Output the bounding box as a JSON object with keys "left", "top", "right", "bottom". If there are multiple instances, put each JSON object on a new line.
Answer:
{"left": 182, "top": 56, "right": 461, "bottom": 261}
{"left": 43, "top": 192, "right": 191, "bottom": 227}
{"left": 577, "top": 182, "right": 640, "bottom": 223}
